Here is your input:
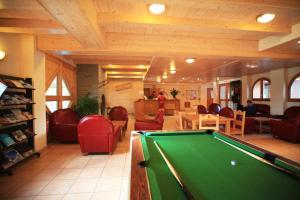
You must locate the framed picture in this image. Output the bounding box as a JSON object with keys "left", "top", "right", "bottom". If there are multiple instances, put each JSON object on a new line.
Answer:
{"left": 186, "top": 90, "right": 199, "bottom": 100}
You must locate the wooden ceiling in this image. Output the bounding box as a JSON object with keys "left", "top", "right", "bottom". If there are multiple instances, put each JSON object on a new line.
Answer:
{"left": 0, "top": 0, "right": 300, "bottom": 82}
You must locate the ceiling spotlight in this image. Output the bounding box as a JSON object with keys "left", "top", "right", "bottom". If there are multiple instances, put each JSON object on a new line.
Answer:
{"left": 197, "top": 77, "right": 201, "bottom": 81}
{"left": 149, "top": 3, "right": 166, "bottom": 15}
{"left": 297, "top": 40, "right": 300, "bottom": 44}
{"left": 170, "top": 69, "right": 176, "bottom": 74}
{"left": 108, "top": 64, "right": 113, "bottom": 66}
{"left": 257, "top": 13, "right": 275, "bottom": 23}
{"left": 162, "top": 72, "right": 168, "bottom": 79}
{"left": 246, "top": 64, "right": 258, "bottom": 69}
{"left": 185, "top": 58, "right": 195, "bottom": 64}
{"left": 0, "top": 50, "right": 6, "bottom": 60}
{"left": 157, "top": 76, "right": 161, "bottom": 83}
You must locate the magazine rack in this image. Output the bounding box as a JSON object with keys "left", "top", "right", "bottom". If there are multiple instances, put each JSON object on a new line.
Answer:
{"left": 0, "top": 74, "right": 40, "bottom": 175}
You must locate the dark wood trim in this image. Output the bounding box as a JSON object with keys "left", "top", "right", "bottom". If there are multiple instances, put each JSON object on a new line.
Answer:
{"left": 252, "top": 78, "right": 270, "bottom": 101}
{"left": 131, "top": 133, "right": 151, "bottom": 200}
{"left": 287, "top": 72, "right": 300, "bottom": 102}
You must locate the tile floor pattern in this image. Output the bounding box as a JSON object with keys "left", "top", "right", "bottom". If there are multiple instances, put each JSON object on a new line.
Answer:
{"left": 0, "top": 115, "right": 300, "bottom": 200}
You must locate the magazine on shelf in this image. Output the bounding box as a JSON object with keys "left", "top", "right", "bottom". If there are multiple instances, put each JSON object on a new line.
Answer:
{"left": 22, "top": 112, "right": 33, "bottom": 119}
{"left": 3, "top": 79, "right": 17, "bottom": 87}
{"left": 0, "top": 134, "right": 16, "bottom": 147}
{"left": 0, "top": 143, "right": 3, "bottom": 150}
{"left": 22, "top": 149, "right": 35, "bottom": 158}
{"left": 3, "top": 113, "right": 18, "bottom": 123}
{"left": 11, "top": 130, "right": 28, "bottom": 143}
{"left": 11, "top": 109, "right": 27, "bottom": 120}
{"left": 1, "top": 160, "right": 14, "bottom": 169}
{"left": 24, "top": 129, "right": 35, "bottom": 137}
{"left": 0, "top": 80, "right": 7, "bottom": 97}
{"left": 3, "top": 149, "right": 24, "bottom": 164}
{"left": 0, "top": 116, "right": 9, "bottom": 124}
{"left": 19, "top": 80, "right": 33, "bottom": 89}
{"left": 11, "top": 80, "right": 24, "bottom": 88}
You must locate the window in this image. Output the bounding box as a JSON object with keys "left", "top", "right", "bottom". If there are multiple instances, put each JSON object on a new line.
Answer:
{"left": 45, "top": 77, "right": 57, "bottom": 96}
{"left": 252, "top": 78, "right": 270, "bottom": 100}
{"left": 46, "top": 101, "right": 58, "bottom": 113}
{"left": 288, "top": 73, "right": 300, "bottom": 101}
{"left": 62, "top": 79, "right": 71, "bottom": 96}
{"left": 218, "top": 83, "right": 231, "bottom": 108}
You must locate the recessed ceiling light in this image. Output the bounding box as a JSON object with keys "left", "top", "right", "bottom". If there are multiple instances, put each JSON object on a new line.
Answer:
{"left": 257, "top": 13, "right": 275, "bottom": 23}
{"left": 185, "top": 58, "right": 195, "bottom": 64}
{"left": 246, "top": 64, "right": 258, "bottom": 68}
{"left": 149, "top": 3, "right": 165, "bottom": 15}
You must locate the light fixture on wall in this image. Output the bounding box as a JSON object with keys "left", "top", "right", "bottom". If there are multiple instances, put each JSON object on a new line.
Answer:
{"left": 169, "top": 61, "right": 176, "bottom": 74}
{"left": 162, "top": 72, "right": 168, "bottom": 79}
{"left": 185, "top": 58, "right": 195, "bottom": 64}
{"left": 256, "top": 13, "right": 275, "bottom": 23}
{"left": 297, "top": 40, "right": 300, "bottom": 44}
{"left": 149, "top": 3, "right": 166, "bottom": 15}
{"left": 0, "top": 50, "right": 6, "bottom": 60}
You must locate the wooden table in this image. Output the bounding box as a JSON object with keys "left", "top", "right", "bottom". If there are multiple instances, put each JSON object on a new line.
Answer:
{"left": 181, "top": 114, "right": 234, "bottom": 134}
{"left": 112, "top": 120, "right": 127, "bottom": 141}
{"left": 252, "top": 116, "right": 271, "bottom": 134}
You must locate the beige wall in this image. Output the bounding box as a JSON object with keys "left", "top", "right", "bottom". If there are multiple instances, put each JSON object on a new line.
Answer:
{"left": 145, "top": 83, "right": 201, "bottom": 109}
{"left": 200, "top": 83, "right": 213, "bottom": 108}
{"left": 0, "top": 33, "right": 46, "bottom": 151}
{"left": 105, "top": 79, "right": 144, "bottom": 114}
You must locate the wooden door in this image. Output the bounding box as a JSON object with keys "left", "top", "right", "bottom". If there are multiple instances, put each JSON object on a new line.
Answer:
{"left": 207, "top": 88, "right": 213, "bottom": 107}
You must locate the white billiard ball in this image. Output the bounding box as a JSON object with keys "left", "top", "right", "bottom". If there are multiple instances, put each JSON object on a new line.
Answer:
{"left": 231, "top": 160, "right": 237, "bottom": 166}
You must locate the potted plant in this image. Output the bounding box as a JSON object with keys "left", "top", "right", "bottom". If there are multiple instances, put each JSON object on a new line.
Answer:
{"left": 74, "top": 93, "right": 99, "bottom": 118}
{"left": 170, "top": 88, "right": 179, "bottom": 99}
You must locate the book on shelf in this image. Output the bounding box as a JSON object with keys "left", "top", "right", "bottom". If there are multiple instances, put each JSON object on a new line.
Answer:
{"left": 10, "top": 130, "right": 28, "bottom": 143}
{"left": 0, "top": 134, "right": 16, "bottom": 147}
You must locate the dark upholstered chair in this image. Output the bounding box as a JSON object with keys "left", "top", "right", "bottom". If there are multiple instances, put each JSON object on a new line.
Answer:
{"left": 108, "top": 106, "right": 128, "bottom": 130}
{"left": 197, "top": 105, "right": 207, "bottom": 114}
{"left": 253, "top": 104, "right": 270, "bottom": 117}
{"left": 208, "top": 103, "right": 221, "bottom": 114}
{"left": 270, "top": 106, "right": 300, "bottom": 143}
{"left": 78, "top": 115, "right": 121, "bottom": 154}
{"left": 134, "top": 109, "right": 165, "bottom": 130}
{"left": 49, "top": 108, "right": 79, "bottom": 142}
{"left": 219, "top": 107, "right": 234, "bottom": 118}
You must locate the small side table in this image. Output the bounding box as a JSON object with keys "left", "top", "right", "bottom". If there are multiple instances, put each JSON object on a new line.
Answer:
{"left": 253, "top": 117, "right": 271, "bottom": 134}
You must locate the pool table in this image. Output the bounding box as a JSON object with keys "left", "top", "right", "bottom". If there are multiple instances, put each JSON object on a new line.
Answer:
{"left": 130, "top": 130, "right": 300, "bottom": 200}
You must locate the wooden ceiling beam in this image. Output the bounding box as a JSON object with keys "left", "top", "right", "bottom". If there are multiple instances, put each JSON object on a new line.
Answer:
{"left": 36, "top": 34, "right": 300, "bottom": 59}
{"left": 98, "top": 13, "right": 290, "bottom": 35}
{"left": 0, "top": 18, "right": 63, "bottom": 28}
{"left": 72, "top": 59, "right": 150, "bottom": 65}
{"left": 38, "top": 0, "right": 105, "bottom": 48}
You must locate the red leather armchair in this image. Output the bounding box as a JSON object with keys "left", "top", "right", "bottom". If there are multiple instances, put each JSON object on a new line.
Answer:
{"left": 197, "top": 105, "right": 207, "bottom": 114}
{"left": 270, "top": 106, "right": 300, "bottom": 143}
{"left": 219, "top": 107, "right": 234, "bottom": 118}
{"left": 49, "top": 108, "right": 79, "bottom": 142}
{"left": 208, "top": 103, "right": 221, "bottom": 114}
{"left": 134, "top": 109, "right": 165, "bottom": 130}
{"left": 108, "top": 106, "right": 128, "bottom": 130}
{"left": 78, "top": 115, "right": 121, "bottom": 154}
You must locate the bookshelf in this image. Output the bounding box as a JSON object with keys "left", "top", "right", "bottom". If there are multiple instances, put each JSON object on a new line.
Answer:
{"left": 0, "top": 74, "right": 40, "bottom": 175}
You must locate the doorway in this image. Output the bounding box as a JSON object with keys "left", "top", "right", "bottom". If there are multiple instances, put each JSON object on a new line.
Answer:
{"left": 207, "top": 88, "right": 213, "bottom": 107}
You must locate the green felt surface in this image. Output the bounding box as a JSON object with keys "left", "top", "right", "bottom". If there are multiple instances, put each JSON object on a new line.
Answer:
{"left": 141, "top": 131, "right": 300, "bottom": 200}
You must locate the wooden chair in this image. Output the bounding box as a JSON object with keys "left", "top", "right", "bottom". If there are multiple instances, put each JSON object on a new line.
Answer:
{"left": 199, "top": 114, "right": 219, "bottom": 131}
{"left": 230, "top": 110, "right": 245, "bottom": 138}
{"left": 175, "top": 110, "right": 192, "bottom": 130}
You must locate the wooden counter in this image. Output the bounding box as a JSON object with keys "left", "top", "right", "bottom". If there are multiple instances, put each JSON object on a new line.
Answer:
{"left": 134, "top": 99, "right": 180, "bottom": 118}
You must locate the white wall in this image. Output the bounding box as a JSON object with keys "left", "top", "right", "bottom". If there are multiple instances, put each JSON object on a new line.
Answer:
{"left": 0, "top": 33, "right": 47, "bottom": 151}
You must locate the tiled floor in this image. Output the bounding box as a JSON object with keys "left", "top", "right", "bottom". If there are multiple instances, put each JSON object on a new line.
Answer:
{"left": 0, "top": 115, "right": 299, "bottom": 200}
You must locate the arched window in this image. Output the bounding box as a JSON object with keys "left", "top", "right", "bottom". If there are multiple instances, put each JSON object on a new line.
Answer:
{"left": 252, "top": 78, "right": 270, "bottom": 100}
{"left": 288, "top": 73, "right": 300, "bottom": 101}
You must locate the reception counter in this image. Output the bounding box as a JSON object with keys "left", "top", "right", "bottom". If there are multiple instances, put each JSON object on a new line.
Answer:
{"left": 134, "top": 99, "right": 180, "bottom": 119}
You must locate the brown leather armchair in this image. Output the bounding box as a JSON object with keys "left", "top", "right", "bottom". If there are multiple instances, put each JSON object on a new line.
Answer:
{"left": 134, "top": 109, "right": 165, "bottom": 130}
{"left": 270, "top": 106, "right": 300, "bottom": 143}
{"left": 78, "top": 115, "right": 121, "bottom": 154}
{"left": 219, "top": 107, "right": 234, "bottom": 118}
{"left": 49, "top": 108, "right": 79, "bottom": 142}
{"left": 197, "top": 105, "right": 207, "bottom": 114}
{"left": 108, "top": 106, "right": 128, "bottom": 130}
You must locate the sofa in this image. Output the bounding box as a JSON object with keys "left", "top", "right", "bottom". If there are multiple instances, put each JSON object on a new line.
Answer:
{"left": 270, "top": 106, "right": 300, "bottom": 143}
{"left": 49, "top": 108, "right": 79, "bottom": 142}
{"left": 108, "top": 106, "right": 128, "bottom": 130}
{"left": 77, "top": 115, "right": 121, "bottom": 154}
{"left": 197, "top": 105, "right": 207, "bottom": 114}
{"left": 134, "top": 109, "right": 165, "bottom": 130}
